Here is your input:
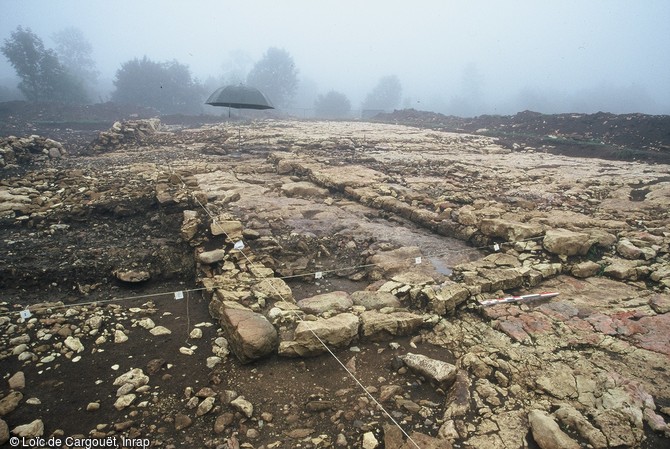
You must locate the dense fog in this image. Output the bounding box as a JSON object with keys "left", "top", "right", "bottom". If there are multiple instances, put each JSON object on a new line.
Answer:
{"left": 1, "top": 0, "right": 669, "bottom": 116}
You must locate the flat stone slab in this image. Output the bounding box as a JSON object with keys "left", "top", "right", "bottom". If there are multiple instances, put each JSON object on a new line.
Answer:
{"left": 400, "top": 352, "right": 457, "bottom": 389}
{"left": 297, "top": 291, "right": 352, "bottom": 315}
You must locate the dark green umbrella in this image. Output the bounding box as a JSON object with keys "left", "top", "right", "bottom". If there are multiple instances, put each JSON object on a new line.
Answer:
{"left": 206, "top": 84, "right": 274, "bottom": 117}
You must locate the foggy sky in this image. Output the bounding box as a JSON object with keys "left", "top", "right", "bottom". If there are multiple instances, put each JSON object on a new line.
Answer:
{"left": 2, "top": 0, "right": 669, "bottom": 115}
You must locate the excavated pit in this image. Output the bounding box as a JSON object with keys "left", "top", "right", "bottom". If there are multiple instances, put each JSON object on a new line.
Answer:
{"left": 1, "top": 116, "right": 669, "bottom": 449}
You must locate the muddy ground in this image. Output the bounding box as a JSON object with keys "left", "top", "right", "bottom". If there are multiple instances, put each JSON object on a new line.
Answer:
{"left": 1, "top": 102, "right": 669, "bottom": 449}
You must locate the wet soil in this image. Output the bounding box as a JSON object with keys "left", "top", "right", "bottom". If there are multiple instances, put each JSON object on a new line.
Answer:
{"left": 374, "top": 108, "right": 670, "bottom": 164}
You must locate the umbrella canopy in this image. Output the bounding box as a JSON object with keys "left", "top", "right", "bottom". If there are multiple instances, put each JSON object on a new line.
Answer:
{"left": 205, "top": 84, "right": 274, "bottom": 110}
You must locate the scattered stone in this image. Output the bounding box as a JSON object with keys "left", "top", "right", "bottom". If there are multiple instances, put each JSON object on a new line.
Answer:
{"left": 0, "top": 419, "right": 7, "bottom": 445}
{"left": 11, "top": 419, "right": 44, "bottom": 437}
{"left": 214, "top": 413, "right": 233, "bottom": 434}
{"left": 64, "top": 336, "right": 85, "bottom": 353}
{"left": 114, "top": 269, "right": 150, "bottom": 283}
{"left": 114, "top": 330, "right": 128, "bottom": 343}
{"left": 113, "top": 368, "right": 149, "bottom": 390}
{"left": 114, "top": 394, "right": 136, "bottom": 410}
{"left": 150, "top": 326, "right": 172, "bottom": 336}
{"left": 174, "top": 413, "right": 192, "bottom": 430}
{"left": 136, "top": 317, "right": 155, "bottom": 329}
{"left": 196, "top": 397, "right": 215, "bottom": 416}
{"left": 362, "top": 431, "right": 379, "bottom": 449}
{"left": 0, "top": 391, "right": 23, "bottom": 416}
{"left": 286, "top": 428, "right": 314, "bottom": 438}
{"left": 86, "top": 402, "right": 100, "bottom": 411}
{"left": 8, "top": 372, "right": 25, "bottom": 390}
{"left": 206, "top": 356, "right": 222, "bottom": 369}
{"left": 230, "top": 396, "right": 253, "bottom": 418}
{"left": 146, "top": 358, "right": 166, "bottom": 374}
{"left": 399, "top": 353, "right": 457, "bottom": 389}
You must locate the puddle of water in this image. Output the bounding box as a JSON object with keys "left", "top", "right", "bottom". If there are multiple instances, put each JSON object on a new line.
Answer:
{"left": 429, "top": 256, "right": 453, "bottom": 275}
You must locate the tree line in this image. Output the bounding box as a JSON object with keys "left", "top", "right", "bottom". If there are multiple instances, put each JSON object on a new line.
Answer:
{"left": 1, "top": 26, "right": 402, "bottom": 117}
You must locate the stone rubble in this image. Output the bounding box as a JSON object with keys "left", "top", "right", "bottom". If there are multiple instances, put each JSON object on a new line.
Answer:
{"left": 1, "top": 119, "right": 669, "bottom": 448}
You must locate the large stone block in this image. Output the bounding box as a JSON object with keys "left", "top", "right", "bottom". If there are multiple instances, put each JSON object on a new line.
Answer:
{"left": 479, "top": 218, "right": 544, "bottom": 241}
{"left": 543, "top": 229, "right": 592, "bottom": 256}
{"left": 279, "top": 313, "right": 359, "bottom": 357}
{"left": 218, "top": 302, "right": 278, "bottom": 363}
{"left": 360, "top": 311, "right": 424, "bottom": 341}
{"left": 297, "top": 291, "right": 352, "bottom": 315}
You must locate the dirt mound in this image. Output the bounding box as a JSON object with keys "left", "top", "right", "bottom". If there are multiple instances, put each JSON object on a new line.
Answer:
{"left": 374, "top": 108, "right": 670, "bottom": 163}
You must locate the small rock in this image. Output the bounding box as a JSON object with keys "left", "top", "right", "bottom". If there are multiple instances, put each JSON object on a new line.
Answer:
{"left": 8, "top": 372, "right": 25, "bottom": 390}
{"left": 146, "top": 358, "right": 166, "bottom": 375}
{"left": 0, "top": 391, "right": 23, "bottom": 416}
{"left": 336, "top": 433, "right": 348, "bottom": 447}
{"left": 114, "top": 269, "right": 150, "bottom": 283}
{"left": 64, "top": 336, "right": 84, "bottom": 353}
{"left": 136, "top": 318, "right": 155, "bottom": 329}
{"left": 286, "top": 428, "right": 314, "bottom": 438}
{"left": 230, "top": 396, "right": 253, "bottom": 418}
{"left": 196, "top": 397, "right": 215, "bottom": 416}
{"left": 362, "top": 431, "right": 379, "bottom": 449}
{"left": 113, "top": 368, "right": 149, "bottom": 389}
{"left": 86, "top": 402, "right": 100, "bottom": 411}
{"left": 0, "top": 418, "right": 8, "bottom": 445}
{"left": 179, "top": 347, "right": 194, "bottom": 355}
{"left": 206, "top": 356, "right": 222, "bottom": 369}
{"left": 189, "top": 328, "right": 203, "bottom": 339}
{"left": 114, "top": 330, "right": 128, "bottom": 343}
{"left": 150, "top": 326, "right": 172, "bottom": 336}
{"left": 214, "top": 413, "right": 234, "bottom": 433}
{"left": 11, "top": 419, "right": 44, "bottom": 437}
{"left": 114, "top": 394, "right": 136, "bottom": 410}
{"left": 174, "top": 413, "right": 192, "bottom": 430}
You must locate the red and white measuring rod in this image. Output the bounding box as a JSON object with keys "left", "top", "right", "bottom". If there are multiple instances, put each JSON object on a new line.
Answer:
{"left": 478, "top": 291, "right": 559, "bottom": 307}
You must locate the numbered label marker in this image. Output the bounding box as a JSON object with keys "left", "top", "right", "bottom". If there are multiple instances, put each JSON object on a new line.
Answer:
{"left": 314, "top": 271, "right": 323, "bottom": 279}
{"left": 493, "top": 243, "right": 501, "bottom": 252}
{"left": 415, "top": 257, "right": 422, "bottom": 265}
{"left": 174, "top": 291, "right": 184, "bottom": 300}
{"left": 20, "top": 309, "right": 32, "bottom": 319}
{"left": 233, "top": 241, "right": 245, "bottom": 250}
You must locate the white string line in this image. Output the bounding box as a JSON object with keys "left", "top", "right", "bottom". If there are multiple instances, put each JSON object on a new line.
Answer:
{"left": 187, "top": 178, "right": 422, "bottom": 449}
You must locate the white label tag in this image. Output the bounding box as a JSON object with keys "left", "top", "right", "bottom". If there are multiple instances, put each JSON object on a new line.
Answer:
{"left": 493, "top": 243, "right": 501, "bottom": 252}
{"left": 20, "top": 309, "right": 32, "bottom": 319}
{"left": 314, "top": 271, "right": 323, "bottom": 279}
{"left": 415, "top": 257, "right": 422, "bottom": 264}
{"left": 234, "top": 241, "right": 245, "bottom": 250}
{"left": 174, "top": 291, "right": 184, "bottom": 300}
